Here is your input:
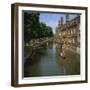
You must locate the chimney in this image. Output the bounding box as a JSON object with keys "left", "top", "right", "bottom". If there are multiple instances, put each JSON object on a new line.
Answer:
{"left": 66, "top": 14, "right": 69, "bottom": 23}
{"left": 58, "top": 20, "right": 61, "bottom": 26}
{"left": 61, "top": 17, "right": 63, "bottom": 25}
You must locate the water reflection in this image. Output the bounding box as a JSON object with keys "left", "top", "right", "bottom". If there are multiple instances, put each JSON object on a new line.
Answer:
{"left": 24, "top": 42, "right": 80, "bottom": 77}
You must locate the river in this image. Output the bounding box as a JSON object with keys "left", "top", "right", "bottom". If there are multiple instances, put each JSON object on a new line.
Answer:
{"left": 24, "top": 42, "right": 80, "bottom": 77}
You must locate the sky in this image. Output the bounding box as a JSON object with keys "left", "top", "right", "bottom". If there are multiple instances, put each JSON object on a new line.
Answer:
{"left": 39, "top": 13, "right": 79, "bottom": 34}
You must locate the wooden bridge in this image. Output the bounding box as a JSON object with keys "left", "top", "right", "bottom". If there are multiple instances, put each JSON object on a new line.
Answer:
{"left": 24, "top": 37, "right": 54, "bottom": 63}
{"left": 25, "top": 37, "right": 54, "bottom": 50}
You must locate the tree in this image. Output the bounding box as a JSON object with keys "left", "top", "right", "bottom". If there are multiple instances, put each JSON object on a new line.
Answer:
{"left": 24, "top": 12, "right": 54, "bottom": 44}
{"left": 39, "top": 23, "right": 53, "bottom": 37}
{"left": 24, "top": 12, "right": 40, "bottom": 44}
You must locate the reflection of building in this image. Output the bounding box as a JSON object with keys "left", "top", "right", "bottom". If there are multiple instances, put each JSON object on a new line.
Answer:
{"left": 55, "top": 15, "right": 80, "bottom": 54}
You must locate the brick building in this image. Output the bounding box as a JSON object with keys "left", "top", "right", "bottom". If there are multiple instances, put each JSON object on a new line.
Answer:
{"left": 55, "top": 15, "right": 80, "bottom": 54}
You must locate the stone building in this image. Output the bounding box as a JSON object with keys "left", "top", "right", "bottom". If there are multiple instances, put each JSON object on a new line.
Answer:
{"left": 55, "top": 15, "right": 80, "bottom": 54}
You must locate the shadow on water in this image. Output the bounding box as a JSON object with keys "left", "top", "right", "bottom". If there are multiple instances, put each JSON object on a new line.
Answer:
{"left": 24, "top": 50, "right": 34, "bottom": 67}
{"left": 24, "top": 46, "right": 48, "bottom": 67}
{"left": 24, "top": 45, "right": 51, "bottom": 77}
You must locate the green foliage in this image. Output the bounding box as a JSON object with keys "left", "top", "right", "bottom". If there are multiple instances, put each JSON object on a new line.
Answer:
{"left": 24, "top": 12, "right": 53, "bottom": 44}
{"left": 40, "top": 23, "right": 53, "bottom": 37}
{"left": 24, "top": 12, "right": 40, "bottom": 43}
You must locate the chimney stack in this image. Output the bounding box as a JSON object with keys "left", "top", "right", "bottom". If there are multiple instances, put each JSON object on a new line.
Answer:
{"left": 58, "top": 20, "right": 61, "bottom": 26}
{"left": 61, "top": 17, "right": 63, "bottom": 25}
{"left": 66, "top": 14, "right": 69, "bottom": 23}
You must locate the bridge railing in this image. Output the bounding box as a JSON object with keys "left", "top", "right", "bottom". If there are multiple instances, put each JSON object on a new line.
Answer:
{"left": 25, "top": 37, "right": 53, "bottom": 48}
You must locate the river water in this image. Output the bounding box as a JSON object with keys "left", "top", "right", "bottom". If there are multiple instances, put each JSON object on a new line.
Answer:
{"left": 24, "top": 42, "right": 80, "bottom": 77}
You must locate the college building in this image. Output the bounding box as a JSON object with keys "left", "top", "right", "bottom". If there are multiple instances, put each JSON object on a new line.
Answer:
{"left": 55, "top": 14, "right": 80, "bottom": 54}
